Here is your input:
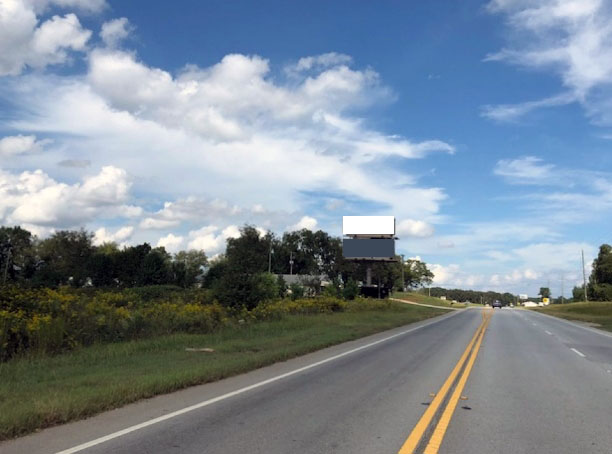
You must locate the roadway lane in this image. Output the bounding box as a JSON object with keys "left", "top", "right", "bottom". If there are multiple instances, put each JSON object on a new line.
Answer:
{"left": 4, "top": 306, "right": 612, "bottom": 454}
{"left": 443, "top": 308, "right": 612, "bottom": 454}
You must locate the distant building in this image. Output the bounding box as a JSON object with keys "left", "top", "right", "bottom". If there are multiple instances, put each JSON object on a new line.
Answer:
{"left": 278, "top": 274, "right": 331, "bottom": 296}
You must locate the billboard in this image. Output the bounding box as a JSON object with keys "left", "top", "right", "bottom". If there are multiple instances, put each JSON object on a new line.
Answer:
{"left": 519, "top": 294, "right": 528, "bottom": 300}
{"left": 342, "top": 238, "right": 395, "bottom": 260}
{"left": 343, "top": 216, "right": 395, "bottom": 237}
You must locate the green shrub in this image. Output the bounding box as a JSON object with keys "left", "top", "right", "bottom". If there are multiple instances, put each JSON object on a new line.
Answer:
{"left": 342, "top": 278, "right": 359, "bottom": 300}
{"left": 289, "top": 283, "right": 304, "bottom": 300}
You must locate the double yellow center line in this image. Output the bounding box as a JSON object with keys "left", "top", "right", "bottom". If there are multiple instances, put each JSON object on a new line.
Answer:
{"left": 398, "top": 309, "right": 492, "bottom": 454}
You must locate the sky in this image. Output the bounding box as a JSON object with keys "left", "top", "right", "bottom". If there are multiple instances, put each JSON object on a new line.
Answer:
{"left": 1, "top": 0, "right": 612, "bottom": 297}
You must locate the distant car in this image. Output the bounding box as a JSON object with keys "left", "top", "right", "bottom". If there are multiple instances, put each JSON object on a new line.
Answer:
{"left": 492, "top": 301, "right": 502, "bottom": 309}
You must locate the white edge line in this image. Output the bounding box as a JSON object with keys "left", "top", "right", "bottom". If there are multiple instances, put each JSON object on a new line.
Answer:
{"left": 527, "top": 310, "right": 612, "bottom": 339}
{"left": 388, "top": 298, "right": 460, "bottom": 311}
{"left": 570, "top": 347, "right": 586, "bottom": 358}
{"left": 55, "top": 310, "right": 462, "bottom": 454}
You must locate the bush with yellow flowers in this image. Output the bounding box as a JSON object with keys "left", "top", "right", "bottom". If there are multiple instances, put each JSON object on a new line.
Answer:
{"left": 1, "top": 284, "right": 389, "bottom": 361}
{"left": 0, "top": 286, "right": 228, "bottom": 360}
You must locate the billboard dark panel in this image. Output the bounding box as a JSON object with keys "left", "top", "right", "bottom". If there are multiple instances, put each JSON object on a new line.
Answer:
{"left": 342, "top": 238, "right": 395, "bottom": 260}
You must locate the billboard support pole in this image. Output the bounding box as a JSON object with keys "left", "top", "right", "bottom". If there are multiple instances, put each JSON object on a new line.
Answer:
{"left": 366, "top": 266, "right": 372, "bottom": 286}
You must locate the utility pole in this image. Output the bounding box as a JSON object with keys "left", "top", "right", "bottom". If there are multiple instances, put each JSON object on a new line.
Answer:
{"left": 2, "top": 242, "right": 11, "bottom": 286}
{"left": 268, "top": 243, "right": 272, "bottom": 273}
{"left": 561, "top": 275, "right": 565, "bottom": 304}
{"left": 289, "top": 251, "right": 294, "bottom": 276}
{"left": 582, "top": 250, "right": 588, "bottom": 302}
{"left": 400, "top": 254, "right": 405, "bottom": 292}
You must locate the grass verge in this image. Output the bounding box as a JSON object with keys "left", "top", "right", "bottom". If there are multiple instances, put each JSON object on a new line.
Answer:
{"left": 532, "top": 301, "right": 612, "bottom": 332}
{"left": 0, "top": 301, "right": 445, "bottom": 440}
{"left": 391, "top": 291, "right": 467, "bottom": 308}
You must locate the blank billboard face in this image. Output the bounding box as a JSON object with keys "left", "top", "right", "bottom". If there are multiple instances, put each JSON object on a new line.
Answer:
{"left": 342, "top": 216, "right": 395, "bottom": 236}
{"left": 342, "top": 238, "right": 395, "bottom": 260}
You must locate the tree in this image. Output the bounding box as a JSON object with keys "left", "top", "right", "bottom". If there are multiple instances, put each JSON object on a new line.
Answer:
{"left": 137, "top": 247, "right": 171, "bottom": 286}
{"left": 588, "top": 244, "right": 612, "bottom": 301}
{"left": 115, "top": 243, "right": 151, "bottom": 286}
{"left": 87, "top": 252, "right": 118, "bottom": 287}
{"left": 34, "top": 230, "right": 94, "bottom": 287}
{"left": 225, "top": 225, "right": 270, "bottom": 274}
{"left": 539, "top": 287, "right": 551, "bottom": 299}
{"left": 202, "top": 256, "right": 228, "bottom": 289}
{"left": 404, "top": 259, "right": 434, "bottom": 289}
{"left": 0, "top": 226, "right": 36, "bottom": 284}
{"left": 172, "top": 250, "right": 208, "bottom": 287}
{"left": 572, "top": 286, "right": 586, "bottom": 302}
{"left": 212, "top": 226, "right": 279, "bottom": 308}
{"left": 592, "top": 244, "right": 612, "bottom": 284}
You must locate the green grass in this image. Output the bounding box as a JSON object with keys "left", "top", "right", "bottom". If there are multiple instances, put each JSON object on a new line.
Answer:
{"left": 391, "top": 291, "right": 467, "bottom": 308}
{"left": 0, "top": 302, "right": 445, "bottom": 440}
{"left": 532, "top": 301, "right": 612, "bottom": 332}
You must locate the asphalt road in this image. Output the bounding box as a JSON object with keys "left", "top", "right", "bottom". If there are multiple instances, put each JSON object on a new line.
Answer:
{"left": 3, "top": 307, "right": 612, "bottom": 454}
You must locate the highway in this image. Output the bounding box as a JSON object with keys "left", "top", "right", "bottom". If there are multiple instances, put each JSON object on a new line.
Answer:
{"left": 3, "top": 307, "right": 612, "bottom": 454}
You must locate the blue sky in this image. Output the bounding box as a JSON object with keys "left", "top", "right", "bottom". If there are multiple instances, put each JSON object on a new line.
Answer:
{"left": 1, "top": 0, "right": 612, "bottom": 296}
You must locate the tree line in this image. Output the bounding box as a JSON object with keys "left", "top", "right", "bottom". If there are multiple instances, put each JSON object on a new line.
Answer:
{"left": 0, "top": 227, "right": 207, "bottom": 289}
{"left": 0, "top": 225, "right": 435, "bottom": 308}
{"left": 573, "top": 243, "right": 612, "bottom": 302}
{"left": 424, "top": 287, "right": 517, "bottom": 305}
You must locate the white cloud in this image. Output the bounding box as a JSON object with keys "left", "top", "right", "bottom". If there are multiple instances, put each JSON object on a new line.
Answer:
{"left": 100, "top": 17, "right": 132, "bottom": 48}
{"left": 83, "top": 49, "right": 453, "bottom": 162}
{"left": 139, "top": 196, "right": 242, "bottom": 230}
{"left": 289, "top": 52, "right": 353, "bottom": 74}
{"left": 93, "top": 225, "right": 133, "bottom": 245}
{"left": 430, "top": 263, "right": 485, "bottom": 289}
{"left": 511, "top": 242, "right": 595, "bottom": 271}
{"left": 289, "top": 215, "right": 318, "bottom": 231}
{"left": 6, "top": 52, "right": 450, "bottom": 227}
{"left": 0, "top": 0, "right": 92, "bottom": 76}
{"left": 494, "top": 156, "right": 555, "bottom": 182}
{"left": 156, "top": 233, "right": 184, "bottom": 253}
{"left": 0, "top": 134, "right": 49, "bottom": 156}
{"left": 482, "top": 92, "right": 576, "bottom": 122}
{"left": 221, "top": 224, "right": 241, "bottom": 239}
{"left": 429, "top": 262, "right": 543, "bottom": 293}
{"left": 57, "top": 158, "right": 90, "bottom": 167}
{"left": 0, "top": 165, "right": 137, "bottom": 228}
{"left": 396, "top": 219, "right": 434, "bottom": 237}
{"left": 484, "top": 0, "right": 612, "bottom": 123}
{"left": 492, "top": 157, "right": 612, "bottom": 223}
{"left": 29, "top": 0, "right": 107, "bottom": 14}
{"left": 139, "top": 217, "right": 179, "bottom": 229}
{"left": 185, "top": 224, "right": 241, "bottom": 255}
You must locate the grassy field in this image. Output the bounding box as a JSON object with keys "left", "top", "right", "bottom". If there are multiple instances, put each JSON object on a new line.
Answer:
{"left": 532, "top": 301, "right": 612, "bottom": 332}
{"left": 0, "top": 301, "right": 445, "bottom": 440}
{"left": 391, "top": 291, "right": 467, "bottom": 308}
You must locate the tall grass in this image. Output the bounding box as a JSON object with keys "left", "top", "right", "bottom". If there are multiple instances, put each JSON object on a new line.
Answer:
{"left": 533, "top": 301, "right": 612, "bottom": 332}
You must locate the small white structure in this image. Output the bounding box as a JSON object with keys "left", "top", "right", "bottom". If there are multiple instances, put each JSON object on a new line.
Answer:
{"left": 523, "top": 301, "right": 539, "bottom": 307}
